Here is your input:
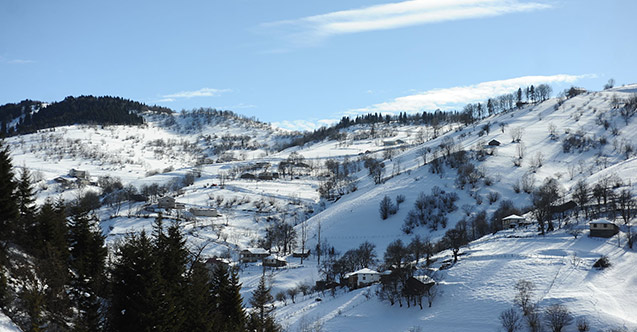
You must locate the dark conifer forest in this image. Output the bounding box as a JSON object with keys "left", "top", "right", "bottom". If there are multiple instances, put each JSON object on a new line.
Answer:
{"left": 0, "top": 96, "right": 171, "bottom": 136}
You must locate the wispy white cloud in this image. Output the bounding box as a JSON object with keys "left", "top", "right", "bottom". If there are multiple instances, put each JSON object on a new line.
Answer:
{"left": 0, "top": 56, "right": 35, "bottom": 64}
{"left": 7, "top": 59, "right": 35, "bottom": 64}
{"left": 161, "top": 88, "right": 231, "bottom": 101}
{"left": 348, "top": 74, "right": 591, "bottom": 115}
{"left": 264, "top": 0, "right": 552, "bottom": 46}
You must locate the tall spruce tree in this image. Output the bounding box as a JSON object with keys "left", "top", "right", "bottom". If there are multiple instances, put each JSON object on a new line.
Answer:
{"left": 68, "top": 212, "right": 107, "bottom": 332}
{"left": 35, "top": 199, "right": 71, "bottom": 326}
{"left": 226, "top": 268, "right": 247, "bottom": 331}
{"left": 153, "top": 218, "right": 188, "bottom": 330}
{"left": 211, "top": 265, "right": 247, "bottom": 332}
{"left": 109, "top": 231, "right": 164, "bottom": 332}
{"left": 15, "top": 166, "right": 36, "bottom": 247}
{"left": 0, "top": 140, "right": 17, "bottom": 241}
{"left": 183, "top": 259, "right": 216, "bottom": 332}
{"left": 248, "top": 273, "right": 280, "bottom": 332}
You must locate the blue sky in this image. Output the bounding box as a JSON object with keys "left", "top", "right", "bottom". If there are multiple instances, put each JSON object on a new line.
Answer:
{"left": 1, "top": 0, "right": 635, "bottom": 131}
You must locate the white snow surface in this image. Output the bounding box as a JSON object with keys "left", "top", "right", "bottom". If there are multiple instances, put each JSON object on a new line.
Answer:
{"left": 0, "top": 312, "right": 21, "bottom": 332}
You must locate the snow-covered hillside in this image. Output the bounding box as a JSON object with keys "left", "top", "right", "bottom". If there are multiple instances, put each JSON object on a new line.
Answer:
{"left": 276, "top": 229, "right": 637, "bottom": 331}
{"left": 4, "top": 85, "right": 637, "bottom": 330}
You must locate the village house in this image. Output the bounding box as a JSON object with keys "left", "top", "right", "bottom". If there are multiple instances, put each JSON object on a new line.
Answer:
{"left": 240, "top": 173, "right": 257, "bottom": 180}
{"left": 382, "top": 139, "right": 406, "bottom": 146}
{"left": 263, "top": 255, "right": 287, "bottom": 268}
{"left": 54, "top": 176, "right": 74, "bottom": 188}
{"left": 502, "top": 214, "right": 527, "bottom": 228}
{"left": 488, "top": 139, "right": 501, "bottom": 146}
{"left": 292, "top": 249, "right": 310, "bottom": 258}
{"left": 239, "top": 248, "right": 270, "bottom": 263}
{"left": 158, "top": 196, "right": 175, "bottom": 209}
{"left": 69, "top": 168, "right": 90, "bottom": 180}
{"left": 589, "top": 220, "right": 619, "bottom": 238}
{"left": 345, "top": 268, "right": 381, "bottom": 289}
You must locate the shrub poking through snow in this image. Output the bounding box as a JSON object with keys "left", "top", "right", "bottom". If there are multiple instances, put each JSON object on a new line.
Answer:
{"left": 593, "top": 255, "right": 611, "bottom": 269}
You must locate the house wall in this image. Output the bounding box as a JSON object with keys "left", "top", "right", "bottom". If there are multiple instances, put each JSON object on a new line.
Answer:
{"left": 356, "top": 273, "right": 380, "bottom": 286}
{"left": 590, "top": 223, "right": 619, "bottom": 238}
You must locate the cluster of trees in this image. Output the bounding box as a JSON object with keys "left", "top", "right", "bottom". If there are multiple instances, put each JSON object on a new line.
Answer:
{"left": 377, "top": 237, "right": 438, "bottom": 309}
{"left": 287, "top": 109, "right": 461, "bottom": 147}
{"left": 262, "top": 218, "right": 297, "bottom": 255}
{"left": 0, "top": 140, "right": 279, "bottom": 331}
{"left": 161, "top": 107, "right": 273, "bottom": 135}
{"left": 571, "top": 177, "right": 636, "bottom": 247}
{"left": 402, "top": 186, "right": 459, "bottom": 233}
{"left": 561, "top": 129, "right": 600, "bottom": 153}
{"left": 379, "top": 194, "right": 405, "bottom": 220}
{"left": 362, "top": 156, "right": 385, "bottom": 184}
{"left": 459, "top": 84, "right": 553, "bottom": 127}
{"left": 0, "top": 100, "right": 41, "bottom": 137}
{"left": 289, "top": 83, "right": 555, "bottom": 147}
{"left": 500, "top": 280, "right": 578, "bottom": 332}
{"left": 109, "top": 218, "right": 254, "bottom": 332}
{"left": 320, "top": 241, "right": 378, "bottom": 283}
{"left": 318, "top": 158, "right": 358, "bottom": 200}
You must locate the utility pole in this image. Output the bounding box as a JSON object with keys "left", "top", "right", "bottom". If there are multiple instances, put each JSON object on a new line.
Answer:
{"left": 317, "top": 221, "right": 321, "bottom": 267}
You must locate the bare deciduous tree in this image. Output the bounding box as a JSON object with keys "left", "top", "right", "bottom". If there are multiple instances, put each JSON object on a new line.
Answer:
{"left": 514, "top": 279, "right": 535, "bottom": 316}
{"left": 510, "top": 127, "right": 524, "bottom": 143}
{"left": 500, "top": 308, "right": 522, "bottom": 332}
{"left": 544, "top": 304, "right": 573, "bottom": 332}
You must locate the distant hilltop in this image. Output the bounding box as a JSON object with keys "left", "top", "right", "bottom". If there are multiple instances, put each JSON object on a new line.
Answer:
{"left": 0, "top": 95, "right": 172, "bottom": 136}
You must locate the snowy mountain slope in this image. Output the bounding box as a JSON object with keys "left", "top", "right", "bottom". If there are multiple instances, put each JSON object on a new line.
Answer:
{"left": 293, "top": 85, "right": 637, "bottom": 255}
{"left": 3, "top": 85, "right": 637, "bottom": 330}
{"left": 275, "top": 229, "right": 637, "bottom": 332}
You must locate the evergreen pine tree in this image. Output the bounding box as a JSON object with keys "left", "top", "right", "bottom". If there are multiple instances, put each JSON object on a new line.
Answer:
{"left": 109, "top": 231, "right": 164, "bottom": 332}
{"left": 68, "top": 212, "right": 107, "bottom": 332}
{"left": 248, "top": 273, "right": 280, "bottom": 332}
{"left": 210, "top": 264, "right": 247, "bottom": 331}
{"left": 152, "top": 218, "right": 188, "bottom": 330}
{"left": 226, "top": 268, "right": 247, "bottom": 331}
{"left": 183, "top": 259, "right": 216, "bottom": 332}
{"left": 36, "top": 199, "right": 71, "bottom": 327}
{"left": 15, "top": 166, "right": 36, "bottom": 246}
{"left": 0, "top": 140, "right": 18, "bottom": 241}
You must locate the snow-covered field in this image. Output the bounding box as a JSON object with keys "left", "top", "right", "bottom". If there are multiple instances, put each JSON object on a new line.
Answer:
{"left": 4, "top": 85, "right": 637, "bottom": 330}
{"left": 275, "top": 228, "right": 637, "bottom": 331}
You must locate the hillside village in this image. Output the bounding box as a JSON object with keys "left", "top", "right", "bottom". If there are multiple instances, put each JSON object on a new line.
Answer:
{"left": 0, "top": 84, "right": 636, "bottom": 331}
